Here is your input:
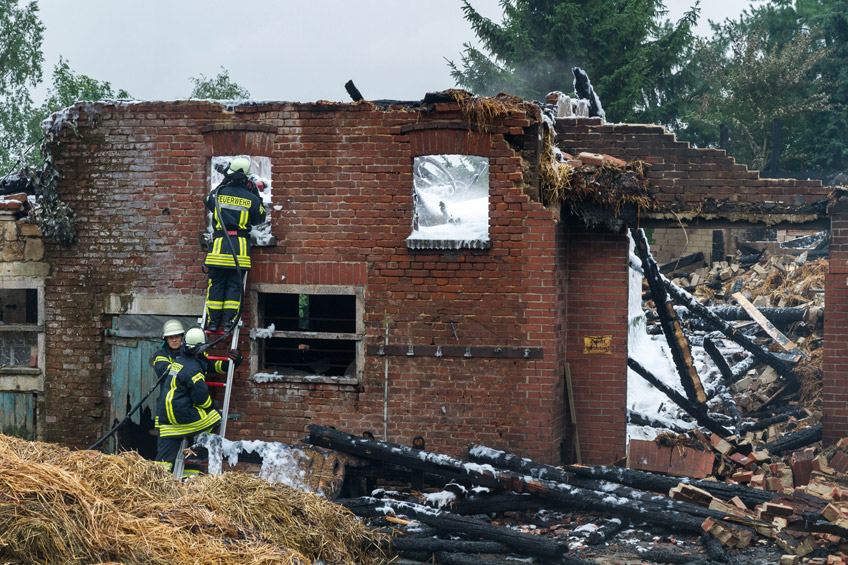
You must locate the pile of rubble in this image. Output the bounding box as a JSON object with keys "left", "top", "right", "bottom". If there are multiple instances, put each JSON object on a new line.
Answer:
{"left": 301, "top": 424, "right": 848, "bottom": 564}
{"left": 623, "top": 227, "right": 844, "bottom": 561}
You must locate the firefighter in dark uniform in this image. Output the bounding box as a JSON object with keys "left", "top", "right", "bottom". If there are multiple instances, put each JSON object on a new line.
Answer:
{"left": 204, "top": 157, "right": 266, "bottom": 332}
{"left": 154, "top": 327, "right": 241, "bottom": 475}
{"left": 153, "top": 319, "right": 185, "bottom": 429}
{"left": 153, "top": 319, "right": 231, "bottom": 428}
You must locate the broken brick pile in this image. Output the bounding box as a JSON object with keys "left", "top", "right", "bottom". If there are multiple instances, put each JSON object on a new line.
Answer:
{"left": 625, "top": 228, "right": 848, "bottom": 561}
{"left": 667, "top": 438, "right": 848, "bottom": 560}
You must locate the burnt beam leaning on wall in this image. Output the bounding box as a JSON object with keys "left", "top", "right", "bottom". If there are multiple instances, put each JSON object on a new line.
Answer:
{"left": 631, "top": 227, "right": 707, "bottom": 405}
{"left": 365, "top": 345, "right": 542, "bottom": 359}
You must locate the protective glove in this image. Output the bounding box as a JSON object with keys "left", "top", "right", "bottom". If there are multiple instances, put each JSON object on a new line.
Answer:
{"left": 228, "top": 349, "right": 243, "bottom": 368}
{"left": 212, "top": 398, "right": 221, "bottom": 411}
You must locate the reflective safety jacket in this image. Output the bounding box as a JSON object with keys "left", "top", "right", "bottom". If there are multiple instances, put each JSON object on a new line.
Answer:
{"left": 156, "top": 353, "right": 222, "bottom": 438}
{"left": 153, "top": 344, "right": 180, "bottom": 427}
{"left": 153, "top": 345, "right": 226, "bottom": 427}
{"left": 203, "top": 180, "right": 266, "bottom": 270}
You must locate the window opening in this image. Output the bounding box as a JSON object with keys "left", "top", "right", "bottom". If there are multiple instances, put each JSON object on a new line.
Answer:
{"left": 408, "top": 154, "right": 490, "bottom": 248}
{"left": 0, "top": 288, "right": 40, "bottom": 368}
{"left": 208, "top": 155, "right": 273, "bottom": 246}
{"left": 258, "top": 292, "right": 358, "bottom": 377}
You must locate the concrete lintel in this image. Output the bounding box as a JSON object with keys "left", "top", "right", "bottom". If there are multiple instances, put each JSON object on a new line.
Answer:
{"left": 0, "top": 372, "right": 42, "bottom": 392}
{"left": 0, "top": 262, "right": 49, "bottom": 278}
{"left": 104, "top": 293, "right": 206, "bottom": 315}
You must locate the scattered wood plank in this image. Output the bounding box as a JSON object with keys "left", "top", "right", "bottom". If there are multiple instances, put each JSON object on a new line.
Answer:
{"left": 691, "top": 305, "right": 810, "bottom": 327}
{"left": 640, "top": 546, "right": 709, "bottom": 564}
{"left": 718, "top": 392, "right": 742, "bottom": 423}
{"left": 465, "top": 444, "right": 770, "bottom": 530}
{"left": 585, "top": 518, "right": 628, "bottom": 545}
{"left": 628, "top": 409, "right": 689, "bottom": 433}
{"left": 738, "top": 409, "right": 805, "bottom": 433}
{"left": 730, "top": 355, "right": 759, "bottom": 383}
{"left": 564, "top": 363, "right": 581, "bottom": 464}
{"left": 436, "top": 552, "right": 534, "bottom": 565}
{"left": 451, "top": 493, "right": 543, "bottom": 516}
{"left": 732, "top": 292, "right": 806, "bottom": 358}
{"left": 662, "top": 277, "right": 802, "bottom": 388}
{"left": 344, "top": 79, "right": 364, "bottom": 102}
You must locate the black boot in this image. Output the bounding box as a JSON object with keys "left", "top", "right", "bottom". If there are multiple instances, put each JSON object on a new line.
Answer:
{"left": 206, "top": 319, "right": 219, "bottom": 332}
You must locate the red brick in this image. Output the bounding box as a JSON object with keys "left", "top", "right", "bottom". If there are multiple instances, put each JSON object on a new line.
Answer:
{"left": 831, "top": 450, "right": 848, "bottom": 474}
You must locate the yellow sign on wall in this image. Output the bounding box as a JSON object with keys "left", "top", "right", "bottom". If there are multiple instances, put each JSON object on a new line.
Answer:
{"left": 584, "top": 335, "right": 613, "bottom": 354}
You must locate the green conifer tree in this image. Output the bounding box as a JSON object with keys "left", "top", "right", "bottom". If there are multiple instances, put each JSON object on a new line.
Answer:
{"left": 448, "top": 0, "right": 699, "bottom": 123}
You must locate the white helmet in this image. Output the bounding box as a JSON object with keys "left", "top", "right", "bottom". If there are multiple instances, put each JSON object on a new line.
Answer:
{"left": 183, "top": 327, "right": 206, "bottom": 355}
{"left": 162, "top": 319, "right": 185, "bottom": 338}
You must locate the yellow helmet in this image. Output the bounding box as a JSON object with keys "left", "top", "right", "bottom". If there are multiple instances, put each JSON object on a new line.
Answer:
{"left": 183, "top": 327, "right": 206, "bottom": 355}
{"left": 226, "top": 157, "right": 251, "bottom": 177}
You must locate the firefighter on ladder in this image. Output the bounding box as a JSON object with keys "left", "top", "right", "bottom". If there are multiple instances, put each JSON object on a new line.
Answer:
{"left": 154, "top": 327, "right": 241, "bottom": 476}
{"left": 153, "top": 320, "right": 234, "bottom": 426}
{"left": 204, "top": 156, "right": 266, "bottom": 332}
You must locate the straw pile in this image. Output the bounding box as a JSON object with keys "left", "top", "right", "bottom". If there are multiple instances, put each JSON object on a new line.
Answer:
{"left": 753, "top": 257, "right": 827, "bottom": 307}
{"left": 446, "top": 89, "right": 541, "bottom": 132}
{"left": 0, "top": 435, "right": 387, "bottom": 564}
{"left": 539, "top": 125, "right": 654, "bottom": 213}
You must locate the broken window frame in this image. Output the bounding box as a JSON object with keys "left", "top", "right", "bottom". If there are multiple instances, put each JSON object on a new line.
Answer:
{"left": 206, "top": 155, "right": 275, "bottom": 247}
{"left": 0, "top": 280, "right": 44, "bottom": 378}
{"left": 407, "top": 154, "right": 492, "bottom": 251}
{"left": 249, "top": 284, "right": 364, "bottom": 383}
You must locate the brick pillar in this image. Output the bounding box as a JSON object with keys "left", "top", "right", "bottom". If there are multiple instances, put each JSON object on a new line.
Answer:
{"left": 564, "top": 219, "right": 629, "bottom": 464}
{"left": 823, "top": 201, "right": 848, "bottom": 444}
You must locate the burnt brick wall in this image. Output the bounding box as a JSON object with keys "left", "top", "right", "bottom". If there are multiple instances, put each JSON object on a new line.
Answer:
{"left": 44, "top": 99, "right": 571, "bottom": 464}
{"left": 824, "top": 201, "right": 848, "bottom": 444}
{"left": 556, "top": 117, "right": 844, "bottom": 451}
{"left": 562, "top": 218, "right": 630, "bottom": 464}
{"left": 555, "top": 119, "right": 829, "bottom": 209}
{"left": 45, "top": 104, "right": 835, "bottom": 462}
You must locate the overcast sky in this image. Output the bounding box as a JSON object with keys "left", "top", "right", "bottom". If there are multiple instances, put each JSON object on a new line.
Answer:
{"left": 33, "top": 0, "right": 754, "bottom": 104}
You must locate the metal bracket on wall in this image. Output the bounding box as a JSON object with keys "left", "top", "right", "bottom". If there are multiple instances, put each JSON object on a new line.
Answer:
{"left": 366, "top": 345, "right": 543, "bottom": 359}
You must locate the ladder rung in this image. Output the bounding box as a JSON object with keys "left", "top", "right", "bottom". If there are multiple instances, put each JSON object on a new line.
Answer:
{"left": 207, "top": 382, "right": 226, "bottom": 387}
{"left": 206, "top": 355, "right": 228, "bottom": 361}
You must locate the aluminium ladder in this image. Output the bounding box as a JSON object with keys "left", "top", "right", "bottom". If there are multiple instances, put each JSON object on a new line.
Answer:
{"left": 173, "top": 272, "right": 247, "bottom": 477}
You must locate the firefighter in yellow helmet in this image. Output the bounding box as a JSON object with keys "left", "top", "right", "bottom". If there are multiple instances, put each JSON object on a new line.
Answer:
{"left": 203, "top": 157, "right": 266, "bottom": 332}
